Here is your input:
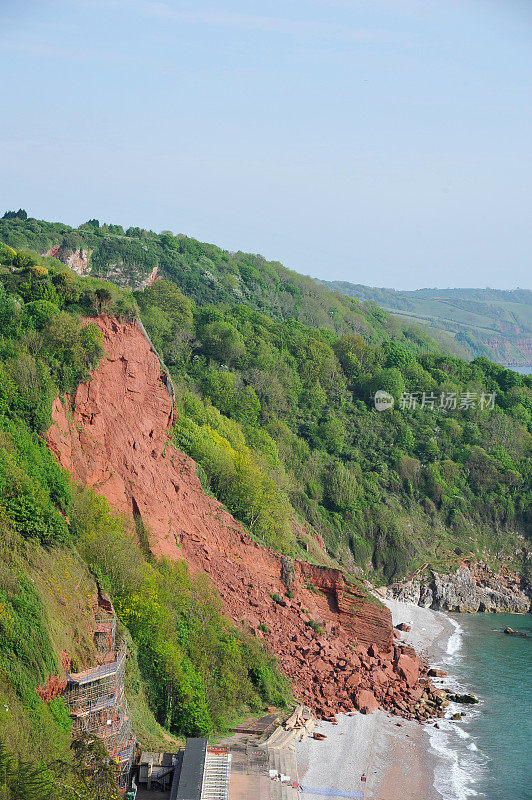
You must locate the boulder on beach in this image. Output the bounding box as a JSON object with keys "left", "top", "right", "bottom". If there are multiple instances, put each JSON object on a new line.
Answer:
{"left": 428, "top": 668, "right": 447, "bottom": 678}
{"left": 395, "top": 622, "right": 411, "bottom": 632}
{"left": 354, "top": 689, "right": 378, "bottom": 714}
{"left": 395, "top": 653, "right": 420, "bottom": 687}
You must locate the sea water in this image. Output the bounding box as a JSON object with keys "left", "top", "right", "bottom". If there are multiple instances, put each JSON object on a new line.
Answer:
{"left": 427, "top": 613, "right": 532, "bottom": 800}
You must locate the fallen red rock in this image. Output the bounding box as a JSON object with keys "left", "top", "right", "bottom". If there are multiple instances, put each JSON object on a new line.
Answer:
{"left": 354, "top": 689, "right": 378, "bottom": 714}
{"left": 395, "top": 653, "right": 421, "bottom": 688}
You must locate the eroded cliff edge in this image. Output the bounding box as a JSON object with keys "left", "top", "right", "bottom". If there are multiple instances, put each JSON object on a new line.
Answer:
{"left": 47, "top": 316, "right": 445, "bottom": 721}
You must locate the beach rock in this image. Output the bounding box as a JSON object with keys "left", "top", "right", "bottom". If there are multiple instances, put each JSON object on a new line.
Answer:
{"left": 397, "top": 644, "right": 417, "bottom": 660}
{"left": 345, "top": 672, "right": 361, "bottom": 690}
{"left": 449, "top": 693, "right": 479, "bottom": 705}
{"left": 428, "top": 668, "right": 447, "bottom": 678}
{"left": 312, "top": 732, "right": 327, "bottom": 740}
{"left": 430, "top": 689, "right": 449, "bottom": 708}
{"left": 408, "top": 686, "right": 424, "bottom": 703}
{"left": 395, "top": 623, "right": 411, "bottom": 632}
{"left": 504, "top": 627, "right": 528, "bottom": 638}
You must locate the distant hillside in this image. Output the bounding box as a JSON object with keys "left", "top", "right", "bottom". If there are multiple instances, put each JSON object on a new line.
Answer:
{"left": 317, "top": 282, "right": 532, "bottom": 368}
{"left": 0, "top": 211, "right": 467, "bottom": 359}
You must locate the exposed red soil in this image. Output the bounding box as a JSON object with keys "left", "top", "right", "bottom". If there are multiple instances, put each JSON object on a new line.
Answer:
{"left": 46, "top": 317, "right": 444, "bottom": 721}
{"left": 37, "top": 650, "right": 70, "bottom": 702}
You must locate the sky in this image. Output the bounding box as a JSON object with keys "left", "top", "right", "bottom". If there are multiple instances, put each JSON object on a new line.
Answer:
{"left": 1, "top": 0, "right": 531, "bottom": 290}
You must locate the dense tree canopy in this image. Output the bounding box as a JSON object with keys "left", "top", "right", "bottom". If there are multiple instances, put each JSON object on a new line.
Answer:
{"left": 134, "top": 274, "right": 531, "bottom": 582}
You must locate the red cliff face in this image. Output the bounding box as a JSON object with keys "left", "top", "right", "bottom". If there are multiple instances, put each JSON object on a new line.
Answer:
{"left": 47, "top": 317, "right": 440, "bottom": 721}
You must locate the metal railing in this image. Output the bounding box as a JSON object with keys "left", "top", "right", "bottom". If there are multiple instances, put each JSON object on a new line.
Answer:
{"left": 66, "top": 641, "right": 126, "bottom": 685}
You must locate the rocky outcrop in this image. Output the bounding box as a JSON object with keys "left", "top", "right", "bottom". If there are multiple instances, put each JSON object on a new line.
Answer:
{"left": 46, "top": 316, "right": 446, "bottom": 721}
{"left": 139, "top": 265, "right": 160, "bottom": 289}
{"left": 45, "top": 244, "right": 91, "bottom": 275}
{"left": 504, "top": 627, "right": 528, "bottom": 638}
{"left": 448, "top": 692, "right": 479, "bottom": 704}
{"left": 388, "top": 563, "right": 531, "bottom": 613}
{"left": 45, "top": 245, "right": 160, "bottom": 289}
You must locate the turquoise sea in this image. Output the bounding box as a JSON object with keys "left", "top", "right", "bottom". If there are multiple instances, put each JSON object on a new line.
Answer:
{"left": 428, "top": 612, "right": 532, "bottom": 800}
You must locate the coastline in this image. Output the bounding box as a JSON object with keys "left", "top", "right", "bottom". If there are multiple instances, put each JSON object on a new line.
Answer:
{"left": 296, "top": 598, "right": 457, "bottom": 800}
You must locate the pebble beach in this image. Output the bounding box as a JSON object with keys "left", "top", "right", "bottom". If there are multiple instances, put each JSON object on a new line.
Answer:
{"left": 296, "top": 598, "right": 456, "bottom": 800}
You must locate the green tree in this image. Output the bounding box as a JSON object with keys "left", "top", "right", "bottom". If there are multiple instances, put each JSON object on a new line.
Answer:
{"left": 2, "top": 209, "right": 27, "bottom": 220}
{"left": 319, "top": 417, "right": 346, "bottom": 455}
{"left": 136, "top": 279, "right": 193, "bottom": 331}
{"left": 201, "top": 321, "right": 246, "bottom": 365}
{"left": 0, "top": 739, "right": 55, "bottom": 800}
{"left": 333, "top": 334, "right": 378, "bottom": 376}
{"left": 367, "top": 367, "right": 406, "bottom": 404}
{"left": 324, "top": 462, "right": 357, "bottom": 512}
{"left": 235, "top": 385, "right": 261, "bottom": 427}
{"left": 383, "top": 340, "right": 415, "bottom": 369}
{"left": 70, "top": 735, "right": 119, "bottom": 800}
{"left": 202, "top": 371, "right": 238, "bottom": 418}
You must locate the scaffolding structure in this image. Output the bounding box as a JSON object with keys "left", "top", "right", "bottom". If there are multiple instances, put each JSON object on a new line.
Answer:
{"left": 62, "top": 595, "right": 135, "bottom": 789}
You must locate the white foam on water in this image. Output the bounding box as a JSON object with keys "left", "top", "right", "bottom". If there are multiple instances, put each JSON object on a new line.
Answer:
{"left": 428, "top": 723, "right": 485, "bottom": 800}
{"left": 446, "top": 617, "right": 463, "bottom": 656}
{"left": 426, "top": 615, "right": 487, "bottom": 799}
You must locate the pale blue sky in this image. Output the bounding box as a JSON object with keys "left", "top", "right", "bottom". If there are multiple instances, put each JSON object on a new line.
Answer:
{"left": 1, "top": 0, "right": 531, "bottom": 289}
